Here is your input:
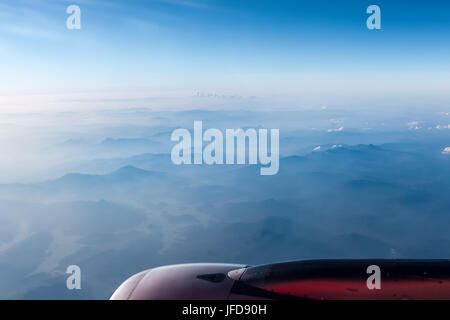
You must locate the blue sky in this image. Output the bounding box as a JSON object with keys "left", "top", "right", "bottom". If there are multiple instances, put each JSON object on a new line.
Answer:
{"left": 0, "top": 0, "right": 449, "bottom": 111}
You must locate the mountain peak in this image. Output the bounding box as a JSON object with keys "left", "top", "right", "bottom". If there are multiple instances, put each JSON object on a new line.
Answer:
{"left": 109, "top": 165, "right": 160, "bottom": 177}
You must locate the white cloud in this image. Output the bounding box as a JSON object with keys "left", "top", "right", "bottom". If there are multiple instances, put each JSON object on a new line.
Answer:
{"left": 329, "top": 118, "right": 343, "bottom": 124}
{"left": 327, "top": 126, "right": 344, "bottom": 133}
{"left": 407, "top": 121, "right": 421, "bottom": 130}
{"left": 436, "top": 124, "right": 450, "bottom": 130}
{"left": 313, "top": 146, "right": 321, "bottom": 151}
{"left": 442, "top": 147, "right": 450, "bottom": 155}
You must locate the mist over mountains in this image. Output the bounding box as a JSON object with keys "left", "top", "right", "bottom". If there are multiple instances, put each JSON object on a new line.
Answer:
{"left": 1, "top": 108, "right": 450, "bottom": 299}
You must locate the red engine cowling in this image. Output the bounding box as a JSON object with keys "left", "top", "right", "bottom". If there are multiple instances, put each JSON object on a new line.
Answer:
{"left": 111, "top": 260, "right": 450, "bottom": 300}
